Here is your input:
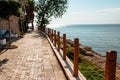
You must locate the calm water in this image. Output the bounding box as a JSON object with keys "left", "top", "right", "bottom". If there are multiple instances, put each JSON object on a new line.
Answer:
{"left": 53, "top": 24, "right": 120, "bottom": 63}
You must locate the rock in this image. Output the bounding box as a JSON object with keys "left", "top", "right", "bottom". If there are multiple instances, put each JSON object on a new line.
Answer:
{"left": 79, "top": 48, "right": 94, "bottom": 56}
{"left": 66, "top": 39, "right": 74, "bottom": 47}
{"left": 67, "top": 39, "right": 74, "bottom": 44}
{"left": 80, "top": 49, "right": 86, "bottom": 54}
{"left": 80, "top": 45, "right": 92, "bottom": 51}
{"left": 66, "top": 39, "right": 82, "bottom": 47}
{"left": 86, "top": 51, "right": 94, "bottom": 56}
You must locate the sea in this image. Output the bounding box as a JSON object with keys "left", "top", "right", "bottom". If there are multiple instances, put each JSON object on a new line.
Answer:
{"left": 52, "top": 24, "right": 120, "bottom": 63}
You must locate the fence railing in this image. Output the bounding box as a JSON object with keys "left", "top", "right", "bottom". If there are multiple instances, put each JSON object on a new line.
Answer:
{"left": 45, "top": 28, "right": 117, "bottom": 80}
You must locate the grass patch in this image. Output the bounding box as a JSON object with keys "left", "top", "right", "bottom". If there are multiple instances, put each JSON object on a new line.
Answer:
{"left": 78, "top": 58, "right": 104, "bottom": 80}
{"left": 68, "top": 55, "right": 104, "bottom": 80}
{"left": 63, "top": 41, "right": 104, "bottom": 80}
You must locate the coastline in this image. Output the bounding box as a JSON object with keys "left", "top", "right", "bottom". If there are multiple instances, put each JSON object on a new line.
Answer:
{"left": 60, "top": 37, "right": 120, "bottom": 80}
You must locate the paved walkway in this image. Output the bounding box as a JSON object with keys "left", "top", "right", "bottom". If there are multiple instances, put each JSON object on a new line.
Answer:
{"left": 0, "top": 31, "right": 66, "bottom": 80}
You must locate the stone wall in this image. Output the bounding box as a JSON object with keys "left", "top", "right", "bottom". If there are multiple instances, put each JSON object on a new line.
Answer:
{"left": 0, "top": 16, "right": 20, "bottom": 34}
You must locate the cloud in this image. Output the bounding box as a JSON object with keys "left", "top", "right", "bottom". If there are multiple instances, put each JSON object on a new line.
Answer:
{"left": 50, "top": 8, "right": 120, "bottom": 25}
{"left": 95, "top": 8, "right": 120, "bottom": 23}
{"left": 95, "top": 8, "right": 120, "bottom": 20}
{"left": 97, "top": 8, "right": 120, "bottom": 14}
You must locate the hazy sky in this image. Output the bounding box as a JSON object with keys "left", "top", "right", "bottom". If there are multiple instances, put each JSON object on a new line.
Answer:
{"left": 35, "top": 0, "right": 120, "bottom": 26}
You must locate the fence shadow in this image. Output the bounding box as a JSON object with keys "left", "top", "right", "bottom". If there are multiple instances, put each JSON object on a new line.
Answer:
{"left": 0, "top": 49, "right": 8, "bottom": 55}
{"left": 0, "top": 58, "right": 9, "bottom": 67}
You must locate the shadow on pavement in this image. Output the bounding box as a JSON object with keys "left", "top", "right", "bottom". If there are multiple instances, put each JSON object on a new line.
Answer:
{"left": 0, "top": 49, "right": 8, "bottom": 55}
{"left": 0, "top": 58, "right": 9, "bottom": 67}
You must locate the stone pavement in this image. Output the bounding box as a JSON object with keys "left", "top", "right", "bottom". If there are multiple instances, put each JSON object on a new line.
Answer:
{"left": 0, "top": 31, "right": 66, "bottom": 80}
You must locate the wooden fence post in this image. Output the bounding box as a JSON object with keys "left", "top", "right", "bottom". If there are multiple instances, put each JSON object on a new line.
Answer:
{"left": 48, "top": 28, "right": 50, "bottom": 36}
{"left": 54, "top": 30, "right": 56, "bottom": 46}
{"left": 63, "top": 34, "right": 66, "bottom": 60}
{"left": 45, "top": 28, "right": 47, "bottom": 34}
{"left": 74, "top": 38, "right": 79, "bottom": 77}
{"left": 57, "top": 31, "right": 60, "bottom": 52}
{"left": 46, "top": 28, "right": 48, "bottom": 34}
{"left": 51, "top": 29, "right": 53, "bottom": 42}
{"left": 50, "top": 29, "right": 52, "bottom": 40}
{"left": 105, "top": 51, "right": 117, "bottom": 80}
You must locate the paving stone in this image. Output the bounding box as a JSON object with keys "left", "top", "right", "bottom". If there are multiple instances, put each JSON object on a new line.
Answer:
{"left": 0, "top": 31, "right": 66, "bottom": 80}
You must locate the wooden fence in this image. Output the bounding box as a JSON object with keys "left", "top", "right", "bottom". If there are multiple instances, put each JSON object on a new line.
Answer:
{"left": 46, "top": 28, "right": 117, "bottom": 80}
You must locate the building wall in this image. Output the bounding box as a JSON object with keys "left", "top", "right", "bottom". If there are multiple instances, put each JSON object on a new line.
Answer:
{"left": 0, "top": 0, "right": 28, "bottom": 35}
{"left": 0, "top": 16, "right": 20, "bottom": 34}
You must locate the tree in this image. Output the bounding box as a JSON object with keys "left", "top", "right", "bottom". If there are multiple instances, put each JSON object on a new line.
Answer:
{"left": 36, "top": 0, "right": 68, "bottom": 30}
{"left": 0, "top": 0, "right": 21, "bottom": 46}
{"left": 0, "top": 1, "right": 21, "bottom": 19}
{"left": 25, "top": 0, "right": 35, "bottom": 30}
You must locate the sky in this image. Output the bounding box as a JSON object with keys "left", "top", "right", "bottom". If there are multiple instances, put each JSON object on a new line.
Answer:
{"left": 35, "top": 0, "right": 120, "bottom": 27}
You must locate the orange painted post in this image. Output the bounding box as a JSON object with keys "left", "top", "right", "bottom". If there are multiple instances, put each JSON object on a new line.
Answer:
{"left": 47, "top": 28, "right": 48, "bottom": 34}
{"left": 74, "top": 38, "right": 79, "bottom": 77}
{"left": 63, "top": 34, "right": 66, "bottom": 60}
{"left": 50, "top": 29, "right": 52, "bottom": 40}
{"left": 45, "top": 28, "right": 47, "bottom": 34}
{"left": 46, "top": 28, "right": 48, "bottom": 34}
{"left": 50, "top": 29, "right": 52, "bottom": 41}
{"left": 52, "top": 29, "right": 53, "bottom": 42}
{"left": 57, "top": 31, "right": 60, "bottom": 52}
{"left": 48, "top": 28, "right": 49, "bottom": 36}
{"left": 105, "top": 51, "right": 117, "bottom": 80}
{"left": 48, "top": 28, "right": 50, "bottom": 38}
{"left": 54, "top": 30, "right": 56, "bottom": 46}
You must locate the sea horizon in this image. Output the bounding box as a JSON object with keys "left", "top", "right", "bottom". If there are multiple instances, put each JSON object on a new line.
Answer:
{"left": 48, "top": 24, "right": 120, "bottom": 28}
{"left": 51, "top": 24, "right": 120, "bottom": 63}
